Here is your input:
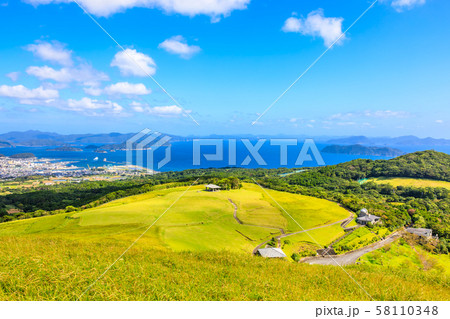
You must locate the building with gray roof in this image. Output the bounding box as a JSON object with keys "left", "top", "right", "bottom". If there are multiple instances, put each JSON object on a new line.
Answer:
{"left": 257, "top": 247, "right": 287, "bottom": 258}
{"left": 406, "top": 228, "right": 433, "bottom": 238}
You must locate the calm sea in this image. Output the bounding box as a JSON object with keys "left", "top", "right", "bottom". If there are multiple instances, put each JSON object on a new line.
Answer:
{"left": 1, "top": 142, "right": 449, "bottom": 172}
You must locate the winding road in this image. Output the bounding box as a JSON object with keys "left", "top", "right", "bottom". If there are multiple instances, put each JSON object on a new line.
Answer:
{"left": 228, "top": 198, "right": 354, "bottom": 256}
{"left": 301, "top": 230, "right": 403, "bottom": 265}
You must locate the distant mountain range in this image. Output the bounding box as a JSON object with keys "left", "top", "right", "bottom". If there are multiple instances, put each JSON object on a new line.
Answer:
{"left": 327, "top": 135, "right": 450, "bottom": 146}
{"left": 0, "top": 131, "right": 449, "bottom": 148}
{"left": 0, "top": 130, "right": 187, "bottom": 147}
{"left": 322, "top": 145, "right": 405, "bottom": 157}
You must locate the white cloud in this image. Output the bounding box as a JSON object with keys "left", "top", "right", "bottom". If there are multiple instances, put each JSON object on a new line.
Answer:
{"left": 391, "top": 0, "right": 426, "bottom": 11}
{"left": 158, "top": 36, "right": 201, "bottom": 59}
{"left": 25, "top": 41, "right": 73, "bottom": 66}
{"left": 435, "top": 120, "right": 444, "bottom": 124}
{"left": 131, "top": 102, "right": 186, "bottom": 117}
{"left": 0, "top": 84, "right": 59, "bottom": 100}
{"left": 6, "top": 72, "right": 20, "bottom": 82}
{"left": 282, "top": 17, "right": 302, "bottom": 33}
{"left": 104, "top": 82, "right": 151, "bottom": 95}
{"left": 282, "top": 9, "right": 344, "bottom": 46}
{"left": 83, "top": 87, "right": 103, "bottom": 96}
{"left": 149, "top": 105, "right": 184, "bottom": 116}
{"left": 66, "top": 97, "right": 124, "bottom": 116}
{"left": 330, "top": 110, "right": 410, "bottom": 120}
{"left": 336, "top": 121, "right": 356, "bottom": 126}
{"left": 111, "top": 49, "right": 156, "bottom": 77}
{"left": 23, "top": 0, "right": 250, "bottom": 20}
{"left": 26, "top": 64, "right": 109, "bottom": 86}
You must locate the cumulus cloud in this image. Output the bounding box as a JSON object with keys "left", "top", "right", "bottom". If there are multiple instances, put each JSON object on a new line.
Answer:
{"left": 282, "top": 9, "right": 344, "bottom": 46}
{"left": 111, "top": 49, "right": 156, "bottom": 77}
{"left": 390, "top": 0, "right": 426, "bottom": 11}
{"left": 23, "top": 0, "right": 250, "bottom": 20}
{"left": 26, "top": 64, "right": 109, "bottom": 86}
{"left": 0, "top": 84, "right": 59, "bottom": 100}
{"left": 158, "top": 36, "right": 201, "bottom": 59}
{"left": 66, "top": 97, "right": 124, "bottom": 116}
{"left": 25, "top": 41, "right": 73, "bottom": 66}
{"left": 104, "top": 82, "right": 151, "bottom": 95}
{"left": 131, "top": 102, "right": 186, "bottom": 117}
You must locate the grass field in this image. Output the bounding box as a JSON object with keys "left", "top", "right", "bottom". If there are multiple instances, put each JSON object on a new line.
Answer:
{"left": 1, "top": 183, "right": 448, "bottom": 301}
{"left": 0, "top": 183, "right": 349, "bottom": 254}
{"left": 360, "top": 239, "right": 450, "bottom": 276}
{"left": 0, "top": 236, "right": 448, "bottom": 301}
{"left": 334, "top": 227, "right": 390, "bottom": 254}
{"left": 368, "top": 177, "right": 450, "bottom": 189}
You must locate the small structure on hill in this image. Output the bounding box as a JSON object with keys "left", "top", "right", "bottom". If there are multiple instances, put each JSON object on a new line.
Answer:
{"left": 406, "top": 227, "right": 433, "bottom": 238}
{"left": 257, "top": 247, "right": 287, "bottom": 258}
{"left": 205, "top": 184, "right": 221, "bottom": 192}
{"left": 317, "top": 247, "right": 336, "bottom": 256}
{"left": 356, "top": 208, "right": 380, "bottom": 225}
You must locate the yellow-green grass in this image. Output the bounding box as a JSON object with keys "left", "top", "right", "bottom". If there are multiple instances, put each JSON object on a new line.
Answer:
{"left": 281, "top": 224, "right": 346, "bottom": 257}
{"left": 360, "top": 240, "right": 450, "bottom": 276}
{"left": 334, "top": 228, "right": 382, "bottom": 254}
{"left": 227, "top": 183, "right": 349, "bottom": 232}
{"left": 0, "top": 235, "right": 448, "bottom": 301}
{"left": 0, "top": 184, "right": 448, "bottom": 301}
{"left": 368, "top": 177, "right": 450, "bottom": 189}
{"left": 0, "top": 183, "right": 349, "bottom": 254}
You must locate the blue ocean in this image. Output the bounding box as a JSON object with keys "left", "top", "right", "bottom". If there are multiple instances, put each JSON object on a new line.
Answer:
{"left": 1, "top": 141, "right": 449, "bottom": 172}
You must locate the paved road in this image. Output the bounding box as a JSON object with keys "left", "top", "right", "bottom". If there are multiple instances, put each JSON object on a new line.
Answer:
{"left": 302, "top": 231, "right": 402, "bottom": 265}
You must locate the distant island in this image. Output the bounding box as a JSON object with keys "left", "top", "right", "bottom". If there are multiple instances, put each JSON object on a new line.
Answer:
{"left": 0, "top": 141, "right": 13, "bottom": 148}
{"left": 10, "top": 153, "right": 36, "bottom": 159}
{"left": 327, "top": 135, "right": 450, "bottom": 147}
{"left": 322, "top": 144, "right": 405, "bottom": 157}
{"left": 46, "top": 147, "right": 83, "bottom": 152}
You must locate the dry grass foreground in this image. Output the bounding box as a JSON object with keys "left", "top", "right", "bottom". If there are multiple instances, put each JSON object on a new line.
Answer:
{"left": 0, "top": 236, "right": 448, "bottom": 301}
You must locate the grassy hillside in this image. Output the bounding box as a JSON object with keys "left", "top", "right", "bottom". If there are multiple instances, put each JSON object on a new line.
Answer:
{"left": 0, "top": 235, "right": 448, "bottom": 301}
{"left": 0, "top": 184, "right": 349, "bottom": 253}
{"left": 334, "top": 150, "right": 450, "bottom": 181}
{"left": 360, "top": 239, "right": 450, "bottom": 276}
{"left": 368, "top": 177, "right": 450, "bottom": 190}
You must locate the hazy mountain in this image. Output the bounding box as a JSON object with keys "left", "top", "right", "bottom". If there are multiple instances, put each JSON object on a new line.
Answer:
{"left": 327, "top": 135, "right": 450, "bottom": 146}
{"left": 1, "top": 131, "right": 449, "bottom": 148}
{"left": 0, "top": 140, "right": 13, "bottom": 148}
{"left": 322, "top": 145, "right": 405, "bottom": 157}
{"left": 0, "top": 130, "right": 186, "bottom": 147}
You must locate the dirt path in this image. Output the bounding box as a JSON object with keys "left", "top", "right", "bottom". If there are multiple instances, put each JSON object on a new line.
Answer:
{"left": 228, "top": 198, "right": 356, "bottom": 255}
{"left": 301, "top": 231, "right": 403, "bottom": 265}
{"left": 228, "top": 199, "right": 285, "bottom": 234}
{"left": 228, "top": 199, "right": 285, "bottom": 252}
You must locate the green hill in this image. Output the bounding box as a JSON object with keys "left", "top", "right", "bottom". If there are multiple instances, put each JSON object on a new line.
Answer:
{"left": 0, "top": 184, "right": 349, "bottom": 253}
{"left": 0, "top": 152, "right": 449, "bottom": 300}
{"left": 334, "top": 150, "right": 450, "bottom": 181}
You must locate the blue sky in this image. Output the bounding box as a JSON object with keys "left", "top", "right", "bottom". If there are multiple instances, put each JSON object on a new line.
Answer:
{"left": 0, "top": 0, "right": 449, "bottom": 138}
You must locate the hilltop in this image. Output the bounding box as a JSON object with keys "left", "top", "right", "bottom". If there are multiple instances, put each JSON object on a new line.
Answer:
{"left": 333, "top": 150, "right": 450, "bottom": 181}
